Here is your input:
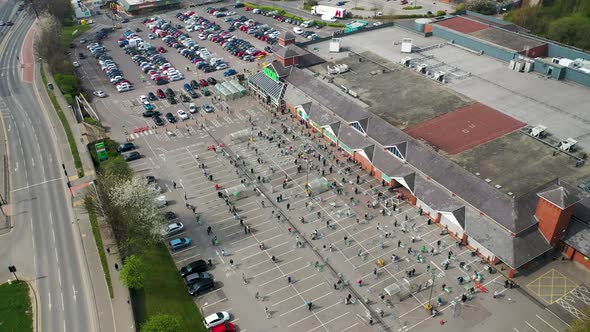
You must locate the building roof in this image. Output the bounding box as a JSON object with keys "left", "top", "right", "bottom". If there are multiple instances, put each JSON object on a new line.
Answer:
{"left": 537, "top": 182, "right": 583, "bottom": 209}
{"left": 435, "top": 16, "right": 489, "bottom": 34}
{"left": 268, "top": 60, "right": 293, "bottom": 78}
{"left": 470, "top": 28, "right": 546, "bottom": 52}
{"left": 337, "top": 125, "right": 370, "bottom": 149}
{"left": 562, "top": 219, "right": 590, "bottom": 257}
{"left": 279, "top": 30, "right": 296, "bottom": 41}
{"left": 414, "top": 175, "right": 463, "bottom": 213}
{"left": 275, "top": 46, "right": 299, "bottom": 59}
{"left": 247, "top": 71, "right": 286, "bottom": 101}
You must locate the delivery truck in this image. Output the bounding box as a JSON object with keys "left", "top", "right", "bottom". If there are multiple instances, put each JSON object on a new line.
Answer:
{"left": 310, "top": 5, "right": 346, "bottom": 19}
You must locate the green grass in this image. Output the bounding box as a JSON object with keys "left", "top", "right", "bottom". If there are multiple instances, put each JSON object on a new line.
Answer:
{"left": 40, "top": 63, "right": 84, "bottom": 178}
{"left": 246, "top": 3, "right": 346, "bottom": 28}
{"left": 403, "top": 5, "right": 423, "bottom": 10}
{"left": 62, "top": 24, "right": 91, "bottom": 46}
{"left": 351, "top": 7, "right": 365, "bottom": 10}
{"left": 131, "top": 244, "right": 206, "bottom": 332}
{"left": 0, "top": 281, "right": 33, "bottom": 332}
{"left": 85, "top": 198, "right": 114, "bottom": 298}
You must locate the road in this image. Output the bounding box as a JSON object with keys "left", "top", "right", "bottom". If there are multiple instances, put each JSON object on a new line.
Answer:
{"left": 0, "top": 8, "right": 97, "bottom": 332}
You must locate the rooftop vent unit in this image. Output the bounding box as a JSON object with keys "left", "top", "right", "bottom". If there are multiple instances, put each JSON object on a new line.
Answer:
{"left": 559, "top": 138, "right": 577, "bottom": 152}
{"left": 348, "top": 90, "right": 358, "bottom": 98}
{"left": 401, "top": 57, "right": 412, "bottom": 67}
{"left": 416, "top": 63, "right": 427, "bottom": 74}
{"left": 434, "top": 71, "right": 445, "bottom": 82}
{"left": 531, "top": 125, "right": 547, "bottom": 138}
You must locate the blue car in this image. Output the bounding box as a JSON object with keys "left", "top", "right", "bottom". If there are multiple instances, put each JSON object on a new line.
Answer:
{"left": 143, "top": 101, "right": 154, "bottom": 111}
{"left": 169, "top": 237, "right": 191, "bottom": 250}
{"left": 223, "top": 69, "right": 237, "bottom": 77}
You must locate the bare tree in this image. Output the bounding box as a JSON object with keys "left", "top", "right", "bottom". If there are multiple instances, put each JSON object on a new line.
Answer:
{"left": 30, "top": 0, "right": 74, "bottom": 25}
{"left": 34, "top": 13, "right": 67, "bottom": 72}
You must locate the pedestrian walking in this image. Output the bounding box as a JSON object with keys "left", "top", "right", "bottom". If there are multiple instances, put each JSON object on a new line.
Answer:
{"left": 287, "top": 276, "right": 292, "bottom": 283}
{"left": 106, "top": 247, "right": 111, "bottom": 254}
{"left": 221, "top": 249, "right": 226, "bottom": 257}
{"left": 173, "top": 181, "right": 177, "bottom": 189}
{"left": 271, "top": 255, "right": 276, "bottom": 262}
{"left": 329, "top": 243, "right": 333, "bottom": 252}
{"left": 230, "top": 259, "right": 234, "bottom": 267}
{"left": 380, "top": 309, "right": 385, "bottom": 318}
{"left": 207, "top": 226, "right": 212, "bottom": 235}
{"left": 192, "top": 207, "right": 196, "bottom": 214}
{"left": 441, "top": 283, "right": 446, "bottom": 291}
{"left": 411, "top": 268, "right": 416, "bottom": 276}
{"left": 265, "top": 307, "right": 270, "bottom": 318}
{"left": 358, "top": 279, "right": 363, "bottom": 287}
{"left": 286, "top": 203, "right": 290, "bottom": 210}
{"left": 208, "top": 258, "right": 213, "bottom": 266}
{"left": 307, "top": 301, "right": 313, "bottom": 311}
{"left": 114, "top": 263, "right": 119, "bottom": 271}
{"left": 373, "top": 268, "right": 378, "bottom": 278}
{"left": 242, "top": 273, "right": 247, "bottom": 284}
{"left": 247, "top": 225, "right": 251, "bottom": 233}
{"left": 184, "top": 192, "right": 187, "bottom": 200}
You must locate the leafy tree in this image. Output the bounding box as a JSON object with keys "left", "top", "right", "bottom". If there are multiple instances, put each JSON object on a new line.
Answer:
{"left": 102, "top": 157, "right": 133, "bottom": 180}
{"left": 34, "top": 13, "right": 67, "bottom": 73}
{"left": 31, "top": 0, "right": 75, "bottom": 25}
{"left": 568, "top": 307, "right": 590, "bottom": 332}
{"left": 466, "top": 0, "right": 497, "bottom": 15}
{"left": 119, "top": 255, "right": 147, "bottom": 289}
{"left": 141, "top": 314, "right": 182, "bottom": 332}
{"left": 54, "top": 73, "right": 80, "bottom": 96}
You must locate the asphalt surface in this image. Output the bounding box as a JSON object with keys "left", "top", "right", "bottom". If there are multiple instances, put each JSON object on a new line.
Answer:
{"left": 0, "top": 8, "right": 97, "bottom": 332}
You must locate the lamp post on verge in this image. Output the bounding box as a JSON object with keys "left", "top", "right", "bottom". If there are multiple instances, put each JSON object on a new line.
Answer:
{"left": 8, "top": 265, "right": 19, "bottom": 281}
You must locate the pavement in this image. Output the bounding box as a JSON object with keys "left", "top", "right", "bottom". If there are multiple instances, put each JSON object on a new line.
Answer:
{"left": 71, "top": 4, "right": 588, "bottom": 332}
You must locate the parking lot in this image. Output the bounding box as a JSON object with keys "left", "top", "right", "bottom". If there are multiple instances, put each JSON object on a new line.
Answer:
{"left": 75, "top": 5, "right": 576, "bottom": 332}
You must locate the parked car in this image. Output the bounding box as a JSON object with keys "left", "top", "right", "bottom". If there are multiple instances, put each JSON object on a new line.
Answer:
{"left": 153, "top": 116, "right": 165, "bottom": 126}
{"left": 124, "top": 151, "right": 141, "bottom": 161}
{"left": 156, "top": 89, "right": 166, "bottom": 98}
{"left": 189, "top": 103, "right": 198, "bottom": 113}
{"left": 142, "top": 101, "right": 155, "bottom": 111}
{"left": 184, "top": 272, "right": 213, "bottom": 286}
{"left": 211, "top": 322, "right": 236, "bottom": 332}
{"left": 223, "top": 69, "right": 237, "bottom": 76}
{"left": 169, "top": 237, "right": 191, "bottom": 250}
{"left": 203, "top": 312, "right": 230, "bottom": 329}
{"left": 179, "top": 260, "right": 208, "bottom": 277}
{"left": 177, "top": 109, "right": 189, "bottom": 120}
{"left": 143, "top": 110, "right": 161, "bottom": 117}
{"left": 148, "top": 92, "right": 157, "bottom": 101}
{"left": 162, "top": 222, "right": 185, "bottom": 237}
{"left": 188, "top": 278, "right": 214, "bottom": 296}
{"left": 203, "top": 104, "right": 214, "bottom": 113}
{"left": 117, "top": 142, "right": 135, "bottom": 153}
{"left": 165, "top": 112, "right": 177, "bottom": 123}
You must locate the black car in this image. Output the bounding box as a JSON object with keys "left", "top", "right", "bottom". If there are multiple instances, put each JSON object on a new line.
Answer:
{"left": 117, "top": 142, "right": 135, "bottom": 153}
{"left": 153, "top": 116, "right": 165, "bottom": 126}
{"left": 168, "top": 96, "right": 177, "bottom": 104}
{"left": 190, "top": 79, "right": 200, "bottom": 89}
{"left": 164, "top": 211, "right": 177, "bottom": 220}
{"left": 184, "top": 272, "right": 213, "bottom": 286}
{"left": 165, "top": 88, "right": 175, "bottom": 97}
{"left": 180, "top": 260, "right": 208, "bottom": 277}
{"left": 188, "top": 278, "right": 214, "bottom": 296}
{"left": 145, "top": 175, "right": 156, "bottom": 184}
{"left": 207, "top": 77, "right": 217, "bottom": 85}
{"left": 180, "top": 94, "right": 190, "bottom": 102}
{"left": 122, "top": 18, "right": 130, "bottom": 23}
{"left": 143, "top": 110, "right": 161, "bottom": 117}
{"left": 124, "top": 151, "right": 141, "bottom": 161}
{"left": 165, "top": 112, "right": 176, "bottom": 123}
{"left": 203, "top": 66, "right": 215, "bottom": 73}
{"left": 189, "top": 90, "right": 199, "bottom": 98}
{"left": 156, "top": 79, "right": 168, "bottom": 85}
{"left": 79, "top": 52, "right": 86, "bottom": 59}
{"left": 147, "top": 92, "right": 157, "bottom": 101}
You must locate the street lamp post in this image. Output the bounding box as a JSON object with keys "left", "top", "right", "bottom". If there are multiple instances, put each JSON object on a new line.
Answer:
{"left": 426, "top": 270, "right": 436, "bottom": 309}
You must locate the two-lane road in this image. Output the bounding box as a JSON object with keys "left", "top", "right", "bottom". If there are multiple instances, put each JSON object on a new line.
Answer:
{"left": 0, "top": 11, "right": 97, "bottom": 332}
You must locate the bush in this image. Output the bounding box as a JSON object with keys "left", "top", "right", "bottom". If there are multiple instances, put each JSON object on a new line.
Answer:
{"left": 120, "top": 255, "right": 148, "bottom": 289}
{"left": 403, "top": 6, "right": 423, "bottom": 10}
{"left": 54, "top": 73, "right": 81, "bottom": 96}
{"left": 466, "top": 0, "right": 497, "bottom": 15}
{"left": 142, "top": 314, "right": 182, "bottom": 332}
{"left": 436, "top": 10, "right": 446, "bottom": 16}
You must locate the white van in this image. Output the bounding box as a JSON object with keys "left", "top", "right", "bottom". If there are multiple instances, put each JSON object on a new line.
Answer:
{"left": 301, "top": 20, "right": 315, "bottom": 28}
{"left": 253, "top": 8, "right": 261, "bottom": 14}
{"left": 155, "top": 195, "right": 167, "bottom": 207}
{"left": 293, "top": 27, "right": 303, "bottom": 34}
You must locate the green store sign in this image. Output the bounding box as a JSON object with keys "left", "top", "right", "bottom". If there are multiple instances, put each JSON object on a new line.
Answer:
{"left": 264, "top": 66, "right": 278, "bottom": 82}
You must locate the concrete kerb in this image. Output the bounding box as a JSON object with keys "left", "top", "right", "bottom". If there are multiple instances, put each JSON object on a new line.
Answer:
{"left": 201, "top": 123, "right": 391, "bottom": 331}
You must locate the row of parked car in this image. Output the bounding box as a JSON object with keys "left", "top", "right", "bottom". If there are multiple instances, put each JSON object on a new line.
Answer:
{"left": 87, "top": 41, "right": 135, "bottom": 93}
{"left": 119, "top": 28, "right": 184, "bottom": 85}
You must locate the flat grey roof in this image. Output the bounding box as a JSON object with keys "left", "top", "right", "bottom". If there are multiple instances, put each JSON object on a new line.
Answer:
{"left": 562, "top": 219, "right": 590, "bottom": 257}
{"left": 470, "top": 28, "right": 545, "bottom": 52}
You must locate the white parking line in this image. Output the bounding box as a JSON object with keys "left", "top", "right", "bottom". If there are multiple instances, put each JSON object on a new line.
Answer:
{"left": 279, "top": 292, "right": 333, "bottom": 317}
{"left": 266, "top": 274, "right": 318, "bottom": 296}
{"left": 252, "top": 257, "right": 303, "bottom": 278}
{"left": 201, "top": 297, "right": 227, "bottom": 308}
{"left": 305, "top": 310, "right": 349, "bottom": 331}
{"left": 339, "top": 322, "right": 359, "bottom": 332}
{"left": 536, "top": 315, "right": 560, "bottom": 332}
{"left": 176, "top": 253, "right": 201, "bottom": 264}
{"left": 525, "top": 321, "right": 540, "bottom": 332}
{"left": 273, "top": 283, "right": 326, "bottom": 306}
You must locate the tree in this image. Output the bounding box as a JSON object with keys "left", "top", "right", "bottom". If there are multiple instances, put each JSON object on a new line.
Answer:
{"left": 119, "top": 255, "right": 147, "bottom": 289}
{"left": 30, "top": 0, "right": 75, "bottom": 25}
{"left": 141, "top": 314, "right": 182, "bottom": 332}
{"left": 466, "top": 0, "right": 497, "bottom": 15}
{"left": 34, "top": 13, "right": 67, "bottom": 73}
{"left": 108, "top": 175, "right": 165, "bottom": 246}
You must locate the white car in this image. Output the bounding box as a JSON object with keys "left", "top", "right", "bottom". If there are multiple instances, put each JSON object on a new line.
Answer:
{"left": 177, "top": 109, "right": 189, "bottom": 120}
{"left": 93, "top": 90, "right": 107, "bottom": 98}
{"left": 169, "top": 74, "right": 184, "bottom": 81}
{"left": 139, "top": 95, "right": 149, "bottom": 103}
{"left": 198, "top": 33, "right": 208, "bottom": 40}
{"left": 203, "top": 312, "right": 230, "bottom": 329}
{"left": 72, "top": 61, "right": 80, "bottom": 68}
{"left": 293, "top": 27, "right": 303, "bottom": 34}
{"left": 216, "top": 63, "right": 228, "bottom": 70}
{"left": 117, "top": 85, "right": 133, "bottom": 92}
{"left": 162, "top": 222, "right": 184, "bottom": 237}
{"left": 188, "top": 103, "right": 197, "bottom": 113}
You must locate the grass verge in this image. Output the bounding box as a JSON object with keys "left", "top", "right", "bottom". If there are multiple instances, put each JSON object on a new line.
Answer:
{"left": 85, "top": 197, "right": 114, "bottom": 298}
{"left": 62, "top": 24, "right": 92, "bottom": 46}
{"left": 131, "top": 244, "right": 206, "bottom": 332}
{"left": 403, "top": 6, "right": 423, "bottom": 10}
{"left": 246, "top": 3, "right": 346, "bottom": 27}
{"left": 0, "top": 281, "right": 33, "bottom": 331}
{"left": 40, "top": 63, "right": 84, "bottom": 178}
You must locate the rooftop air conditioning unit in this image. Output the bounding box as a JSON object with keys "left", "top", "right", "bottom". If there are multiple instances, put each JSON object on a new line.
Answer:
{"left": 531, "top": 125, "right": 547, "bottom": 138}
{"left": 559, "top": 138, "right": 577, "bottom": 152}
{"left": 434, "top": 71, "right": 445, "bottom": 82}
{"left": 416, "top": 63, "right": 427, "bottom": 74}
{"left": 401, "top": 57, "right": 412, "bottom": 67}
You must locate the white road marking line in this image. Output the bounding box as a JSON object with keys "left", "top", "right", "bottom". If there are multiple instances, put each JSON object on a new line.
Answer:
{"left": 305, "top": 310, "right": 349, "bottom": 331}
{"left": 525, "top": 321, "right": 540, "bottom": 332}
{"left": 536, "top": 314, "right": 560, "bottom": 332}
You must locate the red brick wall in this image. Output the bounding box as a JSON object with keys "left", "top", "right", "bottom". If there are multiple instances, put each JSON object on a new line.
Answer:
{"left": 519, "top": 44, "right": 548, "bottom": 58}
{"left": 573, "top": 251, "right": 590, "bottom": 270}
{"left": 535, "top": 198, "right": 574, "bottom": 245}
{"left": 373, "top": 168, "right": 383, "bottom": 183}
{"left": 354, "top": 151, "right": 373, "bottom": 172}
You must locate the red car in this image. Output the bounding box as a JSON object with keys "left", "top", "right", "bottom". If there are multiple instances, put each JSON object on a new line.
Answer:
{"left": 156, "top": 89, "right": 166, "bottom": 98}
{"left": 157, "top": 46, "right": 167, "bottom": 53}
{"left": 198, "top": 79, "right": 208, "bottom": 87}
{"left": 211, "top": 322, "right": 235, "bottom": 332}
